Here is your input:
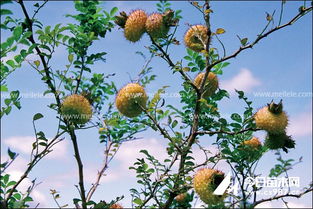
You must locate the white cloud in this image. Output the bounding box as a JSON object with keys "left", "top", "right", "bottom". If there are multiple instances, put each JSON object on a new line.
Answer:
{"left": 255, "top": 201, "right": 273, "bottom": 208}
{"left": 85, "top": 138, "right": 228, "bottom": 185}
{"left": 221, "top": 68, "right": 261, "bottom": 95}
{"left": 287, "top": 202, "right": 310, "bottom": 208}
{"left": 86, "top": 138, "right": 168, "bottom": 184}
{"left": 4, "top": 136, "right": 69, "bottom": 160}
{"left": 287, "top": 111, "right": 312, "bottom": 138}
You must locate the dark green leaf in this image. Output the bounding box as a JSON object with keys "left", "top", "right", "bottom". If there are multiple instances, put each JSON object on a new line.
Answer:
{"left": 33, "top": 113, "right": 44, "bottom": 121}
{"left": 8, "top": 148, "right": 16, "bottom": 159}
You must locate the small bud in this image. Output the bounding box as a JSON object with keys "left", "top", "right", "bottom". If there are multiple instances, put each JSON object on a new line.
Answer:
{"left": 299, "top": 6, "right": 306, "bottom": 13}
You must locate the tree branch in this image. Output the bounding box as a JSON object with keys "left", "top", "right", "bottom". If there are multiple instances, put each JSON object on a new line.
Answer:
{"left": 149, "top": 37, "right": 199, "bottom": 94}
{"left": 208, "top": 6, "right": 312, "bottom": 70}
{"left": 69, "top": 128, "right": 87, "bottom": 208}
{"left": 3, "top": 131, "right": 65, "bottom": 206}
{"left": 253, "top": 186, "right": 313, "bottom": 207}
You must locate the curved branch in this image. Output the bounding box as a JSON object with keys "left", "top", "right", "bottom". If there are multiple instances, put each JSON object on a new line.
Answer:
{"left": 4, "top": 131, "right": 65, "bottom": 206}
{"left": 208, "top": 6, "right": 312, "bottom": 70}
{"left": 149, "top": 37, "right": 199, "bottom": 94}
{"left": 253, "top": 186, "right": 313, "bottom": 207}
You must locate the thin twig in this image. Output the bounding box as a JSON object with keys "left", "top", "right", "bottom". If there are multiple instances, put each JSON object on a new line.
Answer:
{"left": 207, "top": 6, "right": 312, "bottom": 70}
{"left": 252, "top": 186, "right": 313, "bottom": 207}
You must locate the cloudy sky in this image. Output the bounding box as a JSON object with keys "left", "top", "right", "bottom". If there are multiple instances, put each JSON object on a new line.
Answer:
{"left": 1, "top": 1, "right": 312, "bottom": 208}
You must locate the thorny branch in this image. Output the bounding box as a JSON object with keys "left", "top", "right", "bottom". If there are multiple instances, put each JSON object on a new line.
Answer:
{"left": 18, "top": 0, "right": 88, "bottom": 207}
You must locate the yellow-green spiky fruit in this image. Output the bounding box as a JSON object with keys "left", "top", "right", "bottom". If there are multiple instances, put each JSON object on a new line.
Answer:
{"left": 243, "top": 137, "right": 262, "bottom": 149}
{"left": 61, "top": 94, "right": 92, "bottom": 124}
{"left": 194, "top": 72, "right": 219, "bottom": 98}
{"left": 254, "top": 101, "right": 288, "bottom": 134}
{"left": 146, "top": 13, "right": 170, "bottom": 39}
{"left": 193, "top": 168, "right": 226, "bottom": 205}
{"left": 115, "top": 83, "right": 148, "bottom": 117}
{"left": 124, "top": 10, "right": 147, "bottom": 42}
{"left": 184, "top": 25, "right": 208, "bottom": 52}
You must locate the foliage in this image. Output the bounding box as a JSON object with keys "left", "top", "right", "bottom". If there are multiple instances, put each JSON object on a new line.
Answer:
{"left": 0, "top": 0, "right": 312, "bottom": 208}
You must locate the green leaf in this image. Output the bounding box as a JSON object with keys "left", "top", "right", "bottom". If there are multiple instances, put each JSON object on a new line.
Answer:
{"left": 240, "top": 38, "right": 248, "bottom": 46}
{"left": 73, "top": 198, "right": 81, "bottom": 204}
{"left": 13, "top": 193, "right": 21, "bottom": 200}
{"left": 13, "top": 26, "right": 22, "bottom": 41}
{"left": 216, "top": 28, "right": 225, "bottom": 34}
{"left": 6, "top": 60, "right": 15, "bottom": 68}
{"left": 68, "top": 54, "right": 74, "bottom": 63}
{"left": 4, "top": 98, "right": 11, "bottom": 105}
{"left": 34, "top": 60, "right": 40, "bottom": 67}
{"left": 1, "top": 85, "right": 8, "bottom": 92}
{"left": 133, "top": 198, "right": 143, "bottom": 205}
{"left": 8, "top": 148, "right": 16, "bottom": 159}
{"left": 183, "top": 56, "right": 192, "bottom": 61}
{"left": 171, "top": 120, "right": 178, "bottom": 128}
{"left": 0, "top": 9, "right": 13, "bottom": 16}
{"left": 33, "top": 113, "right": 44, "bottom": 121}
{"left": 6, "top": 180, "right": 17, "bottom": 187}
{"left": 5, "top": 106, "right": 12, "bottom": 114}
{"left": 110, "top": 7, "right": 118, "bottom": 16}
{"left": 24, "top": 196, "right": 33, "bottom": 202}
{"left": 2, "top": 174, "right": 9, "bottom": 184}
{"left": 231, "top": 113, "right": 242, "bottom": 123}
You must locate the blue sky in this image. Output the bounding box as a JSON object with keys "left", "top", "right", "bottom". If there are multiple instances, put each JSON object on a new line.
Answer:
{"left": 1, "top": 1, "right": 312, "bottom": 208}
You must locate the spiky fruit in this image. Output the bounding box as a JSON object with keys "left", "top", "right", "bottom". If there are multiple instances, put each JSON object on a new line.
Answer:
{"left": 146, "top": 13, "right": 170, "bottom": 39}
{"left": 184, "top": 25, "right": 208, "bottom": 52}
{"left": 110, "top": 203, "right": 123, "bottom": 209}
{"left": 265, "top": 132, "right": 295, "bottom": 152}
{"left": 243, "top": 137, "right": 262, "bottom": 149}
{"left": 124, "top": 10, "right": 147, "bottom": 42}
{"left": 115, "top": 83, "right": 148, "bottom": 118}
{"left": 193, "top": 168, "right": 225, "bottom": 204}
{"left": 194, "top": 72, "right": 219, "bottom": 98}
{"left": 175, "top": 193, "right": 187, "bottom": 203}
{"left": 61, "top": 94, "right": 92, "bottom": 124}
{"left": 254, "top": 101, "right": 288, "bottom": 134}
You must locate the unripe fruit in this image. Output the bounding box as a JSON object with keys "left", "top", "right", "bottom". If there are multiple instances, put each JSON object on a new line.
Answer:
{"left": 193, "top": 168, "right": 225, "bottom": 204}
{"left": 115, "top": 83, "right": 148, "bottom": 118}
{"left": 254, "top": 102, "right": 288, "bottom": 134}
{"left": 124, "top": 10, "right": 147, "bottom": 42}
{"left": 265, "top": 132, "right": 287, "bottom": 149}
{"left": 194, "top": 72, "right": 219, "bottom": 98}
{"left": 110, "top": 203, "right": 123, "bottom": 209}
{"left": 243, "top": 137, "right": 262, "bottom": 149}
{"left": 265, "top": 132, "right": 295, "bottom": 153}
{"left": 184, "top": 25, "right": 208, "bottom": 52}
{"left": 61, "top": 94, "right": 92, "bottom": 124}
{"left": 146, "top": 13, "right": 169, "bottom": 39}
